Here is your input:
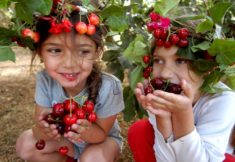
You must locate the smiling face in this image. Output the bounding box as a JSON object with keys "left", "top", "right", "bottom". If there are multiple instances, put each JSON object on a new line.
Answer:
{"left": 40, "top": 32, "right": 98, "bottom": 96}
{"left": 153, "top": 46, "right": 203, "bottom": 102}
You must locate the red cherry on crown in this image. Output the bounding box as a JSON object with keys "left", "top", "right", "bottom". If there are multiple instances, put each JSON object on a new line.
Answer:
{"left": 88, "top": 13, "right": 100, "bottom": 26}
{"left": 143, "top": 55, "right": 151, "bottom": 64}
{"left": 169, "top": 34, "right": 180, "bottom": 45}
{"left": 86, "top": 24, "right": 96, "bottom": 35}
{"left": 35, "top": 139, "right": 46, "bottom": 150}
{"left": 178, "top": 28, "right": 189, "bottom": 39}
{"left": 177, "top": 39, "right": 189, "bottom": 47}
{"left": 75, "top": 22, "right": 87, "bottom": 34}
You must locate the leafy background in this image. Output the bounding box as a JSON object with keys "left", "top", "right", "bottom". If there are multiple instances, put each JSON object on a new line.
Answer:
{"left": 1, "top": 0, "right": 235, "bottom": 121}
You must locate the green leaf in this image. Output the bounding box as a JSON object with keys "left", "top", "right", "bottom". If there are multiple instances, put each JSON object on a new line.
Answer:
{"left": 208, "top": 39, "right": 235, "bottom": 65}
{"left": 226, "top": 74, "right": 235, "bottom": 90}
{"left": 208, "top": 2, "right": 233, "bottom": 25}
{"left": 102, "top": 50, "right": 120, "bottom": 62}
{"left": 196, "top": 17, "right": 214, "bottom": 34}
{"left": 123, "top": 87, "right": 137, "bottom": 121}
{"left": 191, "top": 41, "right": 211, "bottom": 53}
{"left": 106, "top": 15, "right": 128, "bottom": 32}
{"left": 177, "top": 38, "right": 195, "bottom": 60}
{"left": 200, "top": 69, "right": 224, "bottom": 93}
{"left": 154, "top": 0, "right": 180, "bottom": 16}
{"left": 123, "top": 34, "right": 149, "bottom": 64}
{"left": 15, "top": 0, "right": 53, "bottom": 24}
{"left": 0, "top": 0, "right": 10, "bottom": 8}
{"left": 0, "top": 46, "right": 15, "bottom": 62}
{"left": 101, "top": 5, "right": 125, "bottom": 18}
{"left": 129, "top": 65, "right": 144, "bottom": 90}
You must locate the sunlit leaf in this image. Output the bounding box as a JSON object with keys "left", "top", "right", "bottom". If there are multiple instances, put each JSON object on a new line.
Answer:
{"left": 0, "top": 46, "right": 15, "bottom": 62}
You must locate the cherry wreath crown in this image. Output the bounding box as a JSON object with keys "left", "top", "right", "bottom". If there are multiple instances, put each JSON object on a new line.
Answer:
{"left": 1, "top": 0, "right": 101, "bottom": 51}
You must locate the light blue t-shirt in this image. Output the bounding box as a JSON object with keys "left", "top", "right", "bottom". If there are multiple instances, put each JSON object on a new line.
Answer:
{"left": 35, "top": 70, "right": 125, "bottom": 157}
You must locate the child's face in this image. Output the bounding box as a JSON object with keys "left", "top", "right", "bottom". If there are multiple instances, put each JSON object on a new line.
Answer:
{"left": 153, "top": 46, "right": 203, "bottom": 100}
{"left": 40, "top": 32, "right": 98, "bottom": 94}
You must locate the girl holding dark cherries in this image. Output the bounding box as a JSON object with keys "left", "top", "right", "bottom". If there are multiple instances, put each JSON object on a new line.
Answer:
{"left": 128, "top": 7, "right": 235, "bottom": 162}
{"left": 15, "top": 1, "right": 124, "bottom": 162}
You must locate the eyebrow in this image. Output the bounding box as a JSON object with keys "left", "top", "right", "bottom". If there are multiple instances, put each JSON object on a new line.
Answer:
{"left": 43, "top": 43, "right": 93, "bottom": 47}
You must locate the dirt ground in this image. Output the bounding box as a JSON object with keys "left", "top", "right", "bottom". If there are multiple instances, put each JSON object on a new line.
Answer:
{"left": 0, "top": 48, "right": 135, "bottom": 162}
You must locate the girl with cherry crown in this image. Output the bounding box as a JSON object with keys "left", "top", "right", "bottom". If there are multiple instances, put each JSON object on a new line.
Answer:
{"left": 127, "top": 1, "right": 235, "bottom": 162}
{"left": 13, "top": 0, "right": 124, "bottom": 162}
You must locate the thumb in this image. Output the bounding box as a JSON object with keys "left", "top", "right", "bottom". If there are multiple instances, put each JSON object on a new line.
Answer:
{"left": 181, "top": 79, "right": 193, "bottom": 100}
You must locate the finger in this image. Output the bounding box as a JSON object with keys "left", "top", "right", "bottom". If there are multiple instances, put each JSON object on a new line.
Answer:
{"left": 67, "top": 130, "right": 81, "bottom": 141}
{"left": 181, "top": 79, "right": 193, "bottom": 100}
{"left": 146, "top": 93, "right": 172, "bottom": 108}
{"left": 153, "top": 90, "right": 181, "bottom": 104}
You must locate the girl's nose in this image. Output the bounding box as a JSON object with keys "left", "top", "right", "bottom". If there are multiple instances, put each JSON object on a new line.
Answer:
{"left": 159, "top": 65, "right": 174, "bottom": 80}
{"left": 63, "top": 50, "right": 78, "bottom": 68}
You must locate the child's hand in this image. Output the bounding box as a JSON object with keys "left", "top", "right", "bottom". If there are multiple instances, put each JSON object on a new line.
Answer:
{"left": 36, "top": 109, "right": 61, "bottom": 140}
{"left": 149, "top": 79, "right": 194, "bottom": 114}
{"left": 64, "top": 119, "right": 92, "bottom": 143}
{"left": 135, "top": 81, "right": 171, "bottom": 118}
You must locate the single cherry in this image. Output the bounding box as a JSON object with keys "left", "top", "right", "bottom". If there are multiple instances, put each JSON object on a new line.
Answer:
{"left": 86, "top": 24, "right": 96, "bottom": 35}
{"left": 143, "top": 55, "right": 151, "bottom": 64}
{"left": 64, "top": 99, "right": 78, "bottom": 112}
{"left": 144, "top": 85, "right": 154, "bottom": 95}
{"left": 52, "top": 103, "right": 65, "bottom": 117}
{"left": 88, "top": 13, "right": 100, "bottom": 26}
{"left": 88, "top": 112, "right": 97, "bottom": 122}
{"left": 63, "top": 114, "right": 78, "bottom": 126}
{"left": 178, "top": 28, "right": 189, "bottom": 39}
{"left": 58, "top": 146, "right": 69, "bottom": 155}
{"left": 166, "top": 83, "right": 182, "bottom": 94}
{"left": 75, "top": 22, "right": 87, "bottom": 34}
{"left": 150, "top": 77, "right": 164, "bottom": 90}
{"left": 75, "top": 108, "right": 86, "bottom": 119}
{"left": 83, "top": 100, "right": 94, "bottom": 113}
{"left": 35, "top": 139, "right": 45, "bottom": 150}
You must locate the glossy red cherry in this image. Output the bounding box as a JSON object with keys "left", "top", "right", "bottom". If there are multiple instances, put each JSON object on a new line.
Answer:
{"left": 88, "top": 112, "right": 97, "bottom": 122}
{"left": 21, "top": 28, "right": 34, "bottom": 40}
{"left": 86, "top": 24, "right": 96, "bottom": 35}
{"left": 153, "top": 28, "right": 162, "bottom": 39}
{"left": 156, "top": 39, "right": 164, "bottom": 47}
{"left": 63, "top": 114, "right": 78, "bottom": 126}
{"left": 83, "top": 100, "right": 94, "bottom": 113}
{"left": 88, "top": 13, "right": 100, "bottom": 26}
{"left": 169, "top": 34, "right": 180, "bottom": 45}
{"left": 164, "top": 41, "right": 171, "bottom": 48}
{"left": 58, "top": 146, "right": 69, "bottom": 155}
{"left": 177, "top": 39, "right": 189, "bottom": 47}
{"left": 75, "top": 22, "right": 87, "bottom": 34}
{"left": 35, "top": 139, "right": 45, "bottom": 150}
{"left": 75, "top": 108, "right": 86, "bottom": 119}
{"left": 143, "top": 55, "right": 151, "bottom": 64}
{"left": 52, "top": 103, "right": 65, "bottom": 117}
{"left": 178, "top": 28, "right": 189, "bottom": 39}
{"left": 64, "top": 99, "right": 78, "bottom": 112}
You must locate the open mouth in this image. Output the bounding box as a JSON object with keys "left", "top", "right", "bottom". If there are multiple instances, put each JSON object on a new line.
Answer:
{"left": 61, "top": 73, "right": 79, "bottom": 81}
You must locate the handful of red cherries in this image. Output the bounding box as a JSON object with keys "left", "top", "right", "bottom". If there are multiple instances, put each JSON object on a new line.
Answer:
{"left": 144, "top": 77, "right": 182, "bottom": 95}
{"left": 35, "top": 98, "right": 97, "bottom": 155}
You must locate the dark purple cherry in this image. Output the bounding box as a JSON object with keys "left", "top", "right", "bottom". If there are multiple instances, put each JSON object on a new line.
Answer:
{"left": 35, "top": 139, "right": 45, "bottom": 150}
{"left": 144, "top": 85, "right": 154, "bottom": 95}
{"left": 166, "top": 83, "right": 182, "bottom": 94}
{"left": 150, "top": 77, "right": 164, "bottom": 90}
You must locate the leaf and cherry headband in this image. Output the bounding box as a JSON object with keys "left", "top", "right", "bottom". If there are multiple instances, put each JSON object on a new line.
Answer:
{"left": 18, "top": 0, "right": 100, "bottom": 48}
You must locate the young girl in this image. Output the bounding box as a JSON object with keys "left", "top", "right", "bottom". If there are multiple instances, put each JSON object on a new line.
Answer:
{"left": 128, "top": 12, "right": 235, "bottom": 162}
{"left": 15, "top": 1, "right": 124, "bottom": 162}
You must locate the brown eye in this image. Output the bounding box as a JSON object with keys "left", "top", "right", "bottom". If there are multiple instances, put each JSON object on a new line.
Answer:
{"left": 176, "top": 58, "right": 187, "bottom": 64}
{"left": 154, "top": 58, "right": 164, "bottom": 64}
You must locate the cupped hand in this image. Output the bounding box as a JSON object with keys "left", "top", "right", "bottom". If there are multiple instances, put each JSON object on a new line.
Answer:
{"left": 64, "top": 119, "right": 92, "bottom": 143}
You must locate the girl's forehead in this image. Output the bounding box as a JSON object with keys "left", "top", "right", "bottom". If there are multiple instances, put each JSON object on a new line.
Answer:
{"left": 154, "top": 46, "right": 178, "bottom": 57}
{"left": 44, "top": 33, "right": 96, "bottom": 46}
